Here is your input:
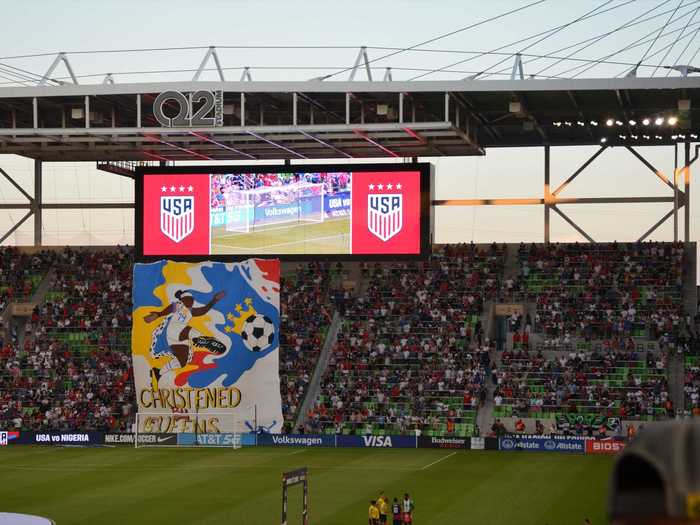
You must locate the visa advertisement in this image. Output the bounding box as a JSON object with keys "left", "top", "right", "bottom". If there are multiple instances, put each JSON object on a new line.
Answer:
{"left": 138, "top": 164, "right": 430, "bottom": 258}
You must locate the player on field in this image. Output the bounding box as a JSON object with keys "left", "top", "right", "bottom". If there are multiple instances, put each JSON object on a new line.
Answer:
{"left": 392, "top": 498, "right": 402, "bottom": 525}
{"left": 402, "top": 493, "right": 414, "bottom": 523}
{"left": 144, "top": 289, "right": 226, "bottom": 388}
{"left": 377, "top": 491, "right": 388, "bottom": 524}
{"left": 369, "top": 500, "right": 380, "bottom": 525}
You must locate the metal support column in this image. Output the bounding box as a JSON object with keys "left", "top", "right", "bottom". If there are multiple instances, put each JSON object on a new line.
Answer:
{"left": 544, "top": 145, "right": 550, "bottom": 243}
{"left": 685, "top": 141, "right": 691, "bottom": 243}
{"left": 674, "top": 143, "right": 679, "bottom": 242}
{"left": 33, "top": 160, "right": 42, "bottom": 246}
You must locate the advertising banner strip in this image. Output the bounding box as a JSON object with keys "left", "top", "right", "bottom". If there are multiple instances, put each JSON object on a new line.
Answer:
{"left": 418, "top": 436, "right": 469, "bottom": 449}
{"left": 336, "top": 435, "right": 417, "bottom": 448}
{"left": 12, "top": 432, "right": 105, "bottom": 446}
{"left": 498, "top": 435, "right": 586, "bottom": 454}
{"left": 257, "top": 433, "right": 335, "bottom": 447}
{"left": 585, "top": 440, "right": 627, "bottom": 455}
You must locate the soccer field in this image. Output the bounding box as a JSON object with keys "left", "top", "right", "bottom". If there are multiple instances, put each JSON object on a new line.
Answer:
{"left": 211, "top": 218, "right": 350, "bottom": 255}
{"left": 0, "top": 447, "right": 614, "bottom": 525}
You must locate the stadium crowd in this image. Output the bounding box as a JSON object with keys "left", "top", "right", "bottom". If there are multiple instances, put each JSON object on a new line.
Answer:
{"left": 0, "top": 240, "right": 697, "bottom": 434}
{"left": 0, "top": 247, "right": 55, "bottom": 318}
{"left": 280, "top": 261, "right": 344, "bottom": 429}
{"left": 515, "top": 242, "right": 685, "bottom": 342}
{"left": 309, "top": 244, "right": 506, "bottom": 436}
{"left": 1, "top": 247, "right": 338, "bottom": 432}
{"left": 493, "top": 346, "right": 671, "bottom": 420}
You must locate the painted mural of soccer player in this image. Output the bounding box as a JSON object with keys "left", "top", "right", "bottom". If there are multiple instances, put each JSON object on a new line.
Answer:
{"left": 144, "top": 289, "right": 226, "bottom": 388}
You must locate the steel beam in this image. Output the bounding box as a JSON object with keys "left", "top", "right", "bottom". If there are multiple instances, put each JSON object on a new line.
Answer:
{"left": 625, "top": 145, "right": 675, "bottom": 191}
{"left": 551, "top": 205, "right": 595, "bottom": 243}
{"left": 638, "top": 208, "right": 675, "bottom": 242}
{"left": 33, "top": 159, "right": 41, "bottom": 246}
{"left": 0, "top": 209, "right": 32, "bottom": 244}
{"left": 551, "top": 145, "right": 607, "bottom": 196}
{"left": 193, "top": 46, "right": 225, "bottom": 82}
{"left": 685, "top": 141, "right": 690, "bottom": 243}
{"left": 298, "top": 131, "right": 352, "bottom": 158}
{"left": 0, "top": 204, "right": 31, "bottom": 210}
{"left": 246, "top": 130, "right": 307, "bottom": 159}
{"left": 39, "top": 52, "right": 78, "bottom": 86}
{"left": 431, "top": 196, "right": 679, "bottom": 206}
{"left": 544, "top": 145, "right": 550, "bottom": 244}
{"left": 189, "top": 131, "right": 256, "bottom": 159}
{"left": 42, "top": 203, "right": 134, "bottom": 209}
{"left": 433, "top": 198, "right": 545, "bottom": 206}
{"left": 0, "top": 167, "right": 33, "bottom": 202}
{"left": 674, "top": 143, "right": 679, "bottom": 242}
{"left": 353, "top": 129, "right": 400, "bottom": 157}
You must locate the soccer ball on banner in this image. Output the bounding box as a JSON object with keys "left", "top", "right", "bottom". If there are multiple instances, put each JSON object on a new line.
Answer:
{"left": 240, "top": 314, "right": 275, "bottom": 352}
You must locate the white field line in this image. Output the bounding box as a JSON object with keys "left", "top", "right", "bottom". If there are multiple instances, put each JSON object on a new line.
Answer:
{"left": 420, "top": 451, "right": 457, "bottom": 470}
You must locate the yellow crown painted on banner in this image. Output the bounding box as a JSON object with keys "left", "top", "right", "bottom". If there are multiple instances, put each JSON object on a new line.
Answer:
{"left": 224, "top": 297, "right": 257, "bottom": 334}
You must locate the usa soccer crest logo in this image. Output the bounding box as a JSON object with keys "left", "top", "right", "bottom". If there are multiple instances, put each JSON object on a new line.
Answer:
{"left": 160, "top": 189, "right": 194, "bottom": 243}
{"left": 368, "top": 183, "right": 403, "bottom": 242}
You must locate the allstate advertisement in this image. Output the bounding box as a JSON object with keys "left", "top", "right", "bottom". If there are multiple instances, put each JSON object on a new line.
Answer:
{"left": 131, "top": 259, "right": 283, "bottom": 434}
{"left": 499, "top": 435, "right": 586, "bottom": 454}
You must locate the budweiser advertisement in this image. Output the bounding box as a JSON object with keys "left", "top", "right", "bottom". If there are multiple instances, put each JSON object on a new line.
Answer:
{"left": 585, "top": 440, "right": 627, "bottom": 455}
{"left": 136, "top": 163, "right": 432, "bottom": 259}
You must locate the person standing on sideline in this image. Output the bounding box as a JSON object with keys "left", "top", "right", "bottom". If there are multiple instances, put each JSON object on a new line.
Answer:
{"left": 369, "top": 500, "right": 380, "bottom": 525}
{"left": 402, "top": 493, "right": 414, "bottom": 523}
{"left": 377, "top": 491, "right": 388, "bottom": 525}
{"left": 392, "top": 498, "right": 402, "bottom": 525}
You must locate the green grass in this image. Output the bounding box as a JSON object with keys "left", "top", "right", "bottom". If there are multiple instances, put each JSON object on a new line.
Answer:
{"left": 211, "top": 217, "right": 350, "bottom": 255}
{"left": 0, "top": 447, "right": 614, "bottom": 525}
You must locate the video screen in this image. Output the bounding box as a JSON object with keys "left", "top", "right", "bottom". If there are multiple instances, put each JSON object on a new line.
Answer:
{"left": 137, "top": 163, "right": 431, "bottom": 259}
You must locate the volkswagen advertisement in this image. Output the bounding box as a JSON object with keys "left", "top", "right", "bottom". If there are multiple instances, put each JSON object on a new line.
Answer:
{"left": 136, "top": 163, "right": 432, "bottom": 260}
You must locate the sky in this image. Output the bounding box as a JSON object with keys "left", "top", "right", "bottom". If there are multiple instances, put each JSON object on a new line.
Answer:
{"left": 0, "top": 0, "right": 698, "bottom": 247}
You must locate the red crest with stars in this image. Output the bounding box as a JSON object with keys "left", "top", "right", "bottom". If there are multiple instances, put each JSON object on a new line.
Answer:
{"left": 351, "top": 171, "right": 421, "bottom": 254}
{"left": 143, "top": 174, "right": 210, "bottom": 255}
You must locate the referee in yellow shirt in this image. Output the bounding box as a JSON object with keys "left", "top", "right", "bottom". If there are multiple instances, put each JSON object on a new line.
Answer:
{"left": 369, "top": 500, "right": 380, "bottom": 525}
{"left": 377, "top": 492, "right": 389, "bottom": 524}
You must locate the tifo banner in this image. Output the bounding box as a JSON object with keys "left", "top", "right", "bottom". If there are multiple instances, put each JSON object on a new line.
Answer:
{"left": 131, "top": 259, "right": 282, "bottom": 434}
{"left": 585, "top": 440, "right": 626, "bottom": 455}
{"left": 498, "top": 435, "right": 586, "bottom": 454}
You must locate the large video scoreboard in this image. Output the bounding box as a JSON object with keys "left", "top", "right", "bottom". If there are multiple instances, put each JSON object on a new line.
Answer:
{"left": 135, "top": 163, "right": 433, "bottom": 260}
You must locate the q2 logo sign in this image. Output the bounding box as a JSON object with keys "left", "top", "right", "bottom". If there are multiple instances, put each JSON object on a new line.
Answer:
{"left": 153, "top": 90, "right": 223, "bottom": 127}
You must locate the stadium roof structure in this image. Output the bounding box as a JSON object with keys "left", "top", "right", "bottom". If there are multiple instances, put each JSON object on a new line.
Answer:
{"left": 0, "top": 71, "right": 699, "bottom": 248}
{"left": 0, "top": 76, "right": 698, "bottom": 162}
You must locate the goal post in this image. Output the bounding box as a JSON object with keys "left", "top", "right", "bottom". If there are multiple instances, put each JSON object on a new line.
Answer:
{"left": 224, "top": 182, "right": 325, "bottom": 233}
{"left": 282, "top": 467, "right": 309, "bottom": 525}
{"left": 134, "top": 412, "right": 242, "bottom": 449}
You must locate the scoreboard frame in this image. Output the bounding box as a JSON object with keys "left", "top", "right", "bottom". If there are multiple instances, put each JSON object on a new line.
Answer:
{"left": 134, "top": 162, "right": 433, "bottom": 261}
